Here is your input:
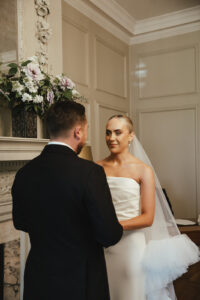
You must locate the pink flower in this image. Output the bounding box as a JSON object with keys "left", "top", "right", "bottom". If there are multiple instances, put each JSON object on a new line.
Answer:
{"left": 23, "top": 63, "right": 44, "bottom": 81}
{"left": 57, "top": 76, "right": 75, "bottom": 90}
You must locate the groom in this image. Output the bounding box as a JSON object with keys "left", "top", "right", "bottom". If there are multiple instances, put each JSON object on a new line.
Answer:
{"left": 12, "top": 100, "right": 123, "bottom": 300}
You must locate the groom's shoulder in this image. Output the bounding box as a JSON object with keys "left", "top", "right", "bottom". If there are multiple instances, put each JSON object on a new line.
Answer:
{"left": 77, "top": 156, "right": 103, "bottom": 172}
{"left": 14, "top": 154, "right": 42, "bottom": 174}
{"left": 77, "top": 157, "right": 106, "bottom": 177}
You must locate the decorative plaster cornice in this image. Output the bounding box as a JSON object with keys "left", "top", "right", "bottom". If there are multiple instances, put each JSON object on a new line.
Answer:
{"left": 89, "top": 0, "right": 135, "bottom": 34}
{"left": 64, "top": 0, "right": 200, "bottom": 45}
{"left": 130, "top": 21, "right": 200, "bottom": 45}
{"left": 134, "top": 5, "right": 200, "bottom": 35}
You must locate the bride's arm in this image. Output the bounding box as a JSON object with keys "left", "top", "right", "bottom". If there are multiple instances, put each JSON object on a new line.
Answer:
{"left": 120, "top": 166, "right": 155, "bottom": 230}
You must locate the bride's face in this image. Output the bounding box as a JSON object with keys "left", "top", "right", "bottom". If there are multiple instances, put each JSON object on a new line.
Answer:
{"left": 106, "top": 118, "right": 133, "bottom": 154}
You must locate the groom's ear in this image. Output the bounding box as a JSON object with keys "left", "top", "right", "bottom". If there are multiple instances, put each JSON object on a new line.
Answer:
{"left": 73, "top": 125, "right": 82, "bottom": 140}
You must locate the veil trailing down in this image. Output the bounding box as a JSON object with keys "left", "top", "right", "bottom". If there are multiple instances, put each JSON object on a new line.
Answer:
{"left": 130, "top": 136, "right": 200, "bottom": 299}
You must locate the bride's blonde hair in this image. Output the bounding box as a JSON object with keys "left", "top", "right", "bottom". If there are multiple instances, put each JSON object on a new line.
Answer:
{"left": 108, "top": 115, "right": 134, "bottom": 133}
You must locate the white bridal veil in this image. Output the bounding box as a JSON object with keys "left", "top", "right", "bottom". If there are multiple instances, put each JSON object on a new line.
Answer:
{"left": 130, "top": 136, "right": 200, "bottom": 300}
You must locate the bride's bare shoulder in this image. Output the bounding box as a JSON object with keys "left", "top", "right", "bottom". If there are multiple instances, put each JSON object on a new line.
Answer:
{"left": 96, "top": 160, "right": 104, "bottom": 167}
{"left": 130, "top": 155, "right": 153, "bottom": 173}
{"left": 96, "top": 157, "right": 110, "bottom": 167}
{"left": 129, "top": 154, "right": 143, "bottom": 165}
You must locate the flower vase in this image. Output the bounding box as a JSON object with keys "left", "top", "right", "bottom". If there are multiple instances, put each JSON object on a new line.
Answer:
{"left": 12, "top": 110, "right": 37, "bottom": 138}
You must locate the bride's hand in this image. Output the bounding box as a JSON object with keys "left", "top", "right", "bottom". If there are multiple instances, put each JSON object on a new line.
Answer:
{"left": 119, "top": 220, "right": 127, "bottom": 230}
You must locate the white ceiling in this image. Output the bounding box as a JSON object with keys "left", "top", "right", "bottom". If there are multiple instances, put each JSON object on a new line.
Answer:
{"left": 114, "top": 0, "right": 200, "bottom": 20}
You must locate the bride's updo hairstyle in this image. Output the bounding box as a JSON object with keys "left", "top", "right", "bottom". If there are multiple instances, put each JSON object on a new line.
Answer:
{"left": 108, "top": 115, "right": 134, "bottom": 133}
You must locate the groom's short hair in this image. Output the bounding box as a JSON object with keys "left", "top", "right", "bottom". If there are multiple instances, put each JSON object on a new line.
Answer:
{"left": 46, "top": 100, "right": 86, "bottom": 137}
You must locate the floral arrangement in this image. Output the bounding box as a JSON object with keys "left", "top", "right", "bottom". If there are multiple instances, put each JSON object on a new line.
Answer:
{"left": 0, "top": 56, "right": 82, "bottom": 118}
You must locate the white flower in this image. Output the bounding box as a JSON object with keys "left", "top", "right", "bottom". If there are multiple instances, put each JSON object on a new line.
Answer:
{"left": 55, "top": 75, "right": 62, "bottom": 81}
{"left": 25, "top": 81, "right": 38, "bottom": 93}
{"left": 33, "top": 95, "right": 43, "bottom": 103}
{"left": 23, "top": 62, "right": 44, "bottom": 81}
{"left": 72, "top": 89, "right": 80, "bottom": 97}
{"left": 65, "top": 77, "right": 75, "bottom": 89}
{"left": 22, "top": 93, "right": 32, "bottom": 102}
{"left": 12, "top": 81, "right": 24, "bottom": 94}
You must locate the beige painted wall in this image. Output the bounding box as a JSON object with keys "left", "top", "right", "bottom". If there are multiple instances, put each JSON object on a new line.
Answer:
{"left": 0, "top": 0, "right": 18, "bottom": 54}
{"left": 130, "top": 31, "right": 200, "bottom": 219}
{"left": 62, "top": 1, "right": 130, "bottom": 161}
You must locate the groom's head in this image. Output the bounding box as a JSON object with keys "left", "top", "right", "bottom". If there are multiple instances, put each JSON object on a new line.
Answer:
{"left": 46, "top": 100, "right": 88, "bottom": 154}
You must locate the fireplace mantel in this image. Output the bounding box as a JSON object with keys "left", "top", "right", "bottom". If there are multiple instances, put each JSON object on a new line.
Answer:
{"left": 0, "top": 137, "right": 48, "bottom": 161}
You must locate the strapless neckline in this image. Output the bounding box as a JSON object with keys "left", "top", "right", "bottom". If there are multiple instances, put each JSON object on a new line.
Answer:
{"left": 107, "top": 176, "right": 140, "bottom": 186}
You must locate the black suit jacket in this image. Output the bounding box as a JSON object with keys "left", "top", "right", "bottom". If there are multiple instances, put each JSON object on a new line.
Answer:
{"left": 12, "top": 144, "right": 122, "bottom": 300}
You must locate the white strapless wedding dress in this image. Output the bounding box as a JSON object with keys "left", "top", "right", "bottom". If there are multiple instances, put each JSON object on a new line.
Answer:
{"left": 105, "top": 176, "right": 200, "bottom": 300}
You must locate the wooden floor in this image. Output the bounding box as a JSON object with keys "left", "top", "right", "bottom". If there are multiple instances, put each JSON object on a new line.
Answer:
{"left": 174, "top": 261, "right": 200, "bottom": 300}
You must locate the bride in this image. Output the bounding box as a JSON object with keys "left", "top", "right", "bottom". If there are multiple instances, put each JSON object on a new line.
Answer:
{"left": 97, "top": 115, "right": 199, "bottom": 300}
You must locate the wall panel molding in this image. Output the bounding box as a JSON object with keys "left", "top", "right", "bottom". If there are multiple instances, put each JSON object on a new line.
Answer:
{"left": 137, "top": 105, "right": 198, "bottom": 218}
{"left": 62, "top": 16, "right": 89, "bottom": 87}
{"left": 134, "top": 45, "right": 198, "bottom": 100}
{"left": 94, "top": 37, "right": 127, "bottom": 99}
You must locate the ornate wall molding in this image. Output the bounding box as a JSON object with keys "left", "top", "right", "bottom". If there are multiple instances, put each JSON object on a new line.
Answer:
{"left": 34, "top": 0, "right": 52, "bottom": 69}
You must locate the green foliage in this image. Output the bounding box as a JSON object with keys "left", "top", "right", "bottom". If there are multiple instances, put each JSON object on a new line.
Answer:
{"left": 21, "top": 60, "right": 32, "bottom": 66}
{"left": 8, "top": 67, "right": 18, "bottom": 76}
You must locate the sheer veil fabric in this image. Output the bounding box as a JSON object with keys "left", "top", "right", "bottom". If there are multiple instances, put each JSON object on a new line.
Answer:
{"left": 130, "top": 136, "right": 200, "bottom": 299}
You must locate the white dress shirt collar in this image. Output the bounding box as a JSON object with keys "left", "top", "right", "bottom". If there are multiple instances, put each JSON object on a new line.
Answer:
{"left": 48, "top": 141, "right": 75, "bottom": 152}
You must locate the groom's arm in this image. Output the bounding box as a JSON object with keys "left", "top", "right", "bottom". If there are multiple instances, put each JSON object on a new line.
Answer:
{"left": 84, "top": 164, "right": 123, "bottom": 248}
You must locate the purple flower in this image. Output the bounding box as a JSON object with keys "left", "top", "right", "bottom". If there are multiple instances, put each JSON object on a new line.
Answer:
{"left": 47, "top": 90, "right": 54, "bottom": 103}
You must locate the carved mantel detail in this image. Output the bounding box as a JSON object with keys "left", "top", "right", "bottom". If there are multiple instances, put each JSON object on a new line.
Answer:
{"left": 0, "top": 171, "right": 15, "bottom": 222}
